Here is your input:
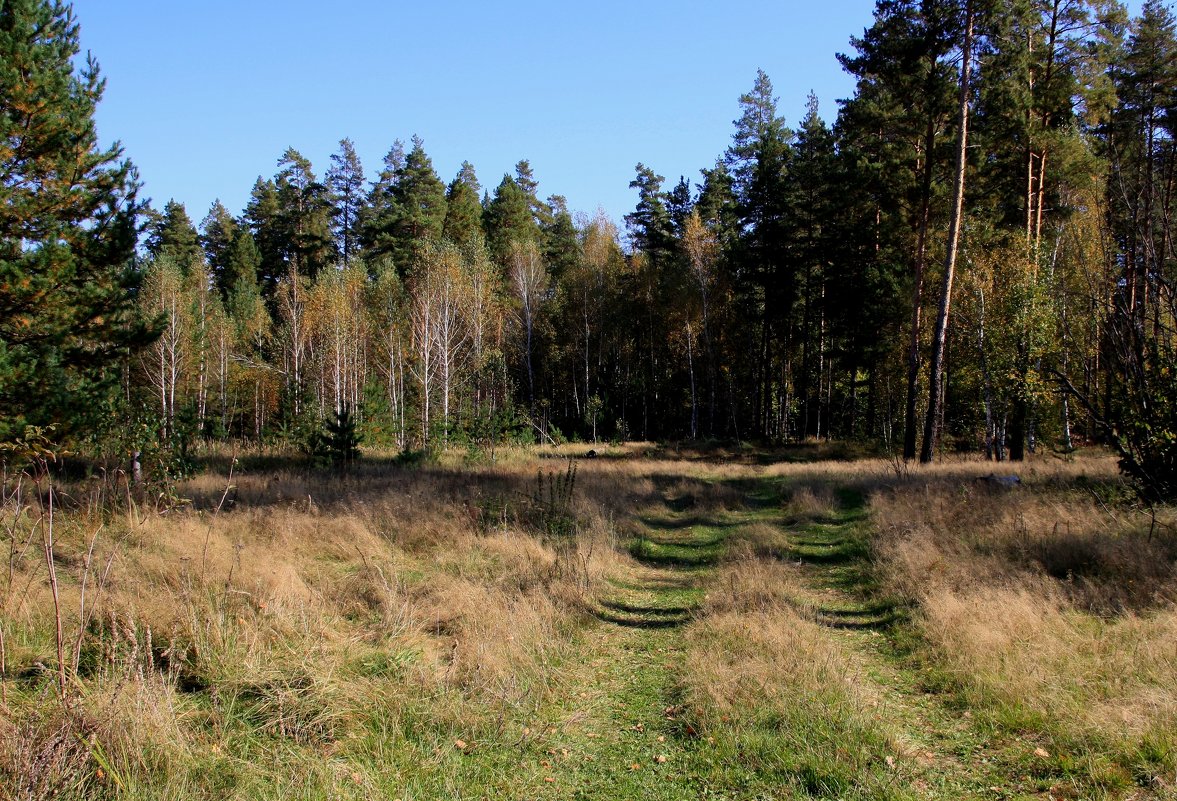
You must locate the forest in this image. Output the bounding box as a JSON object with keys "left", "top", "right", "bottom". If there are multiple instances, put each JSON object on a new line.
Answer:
{"left": 4, "top": 0, "right": 1177, "bottom": 501}
{"left": 4, "top": 2, "right": 1177, "bottom": 799}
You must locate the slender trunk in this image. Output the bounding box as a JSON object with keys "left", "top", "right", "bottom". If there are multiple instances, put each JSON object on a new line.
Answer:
{"left": 700, "top": 288, "right": 716, "bottom": 438}
{"left": 921, "top": 1, "right": 973, "bottom": 463}
{"left": 904, "top": 111, "right": 938, "bottom": 460}
{"left": 978, "top": 286, "right": 996, "bottom": 459}
{"left": 686, "top": 320, "right": 697, "bottom": 440}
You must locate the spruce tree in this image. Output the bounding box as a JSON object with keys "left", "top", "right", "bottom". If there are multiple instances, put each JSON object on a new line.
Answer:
{"left": 244, "top": 177, "right": 285, "bottom": 297}
{"left": 542, "top": 195, "right": 581, "bottom": 284}
{"left": 145, "top": 199, "right": 203, "bottom": 269}
{"left": 392, "top": 136, "right": 447, "bottom": 261}
{"left": 625, "top": 164, "right": 675, "bottom": 261}
{"left": 359, "top": 140, "right": 406, "bottom": 265}
{"left": 443, "top": 161, "right": 484, "bottom": 250}
{"left": 361, "top": 137, "right": 445, "bottom": 272}
{"left": 200, "top": 200, "right": 238, "bottom": 298}
{"left": 0, "top": 0, "right": 156, "bottom": 441}
{"left": 515, "top": 159, "right": 552, "bottom": 230}
{"left": 484, "top": 175, "right": 538, "bottom": 263}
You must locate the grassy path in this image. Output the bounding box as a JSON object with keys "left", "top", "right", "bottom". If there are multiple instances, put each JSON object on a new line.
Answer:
{"left": 774, "top": 486, "right": 1070, "bottom": 800}
{"left": 510, "top": 493, "right": 735, "bottom": 800}
{"left": 392, "top": 477, "right": 1088, "bottom": 800}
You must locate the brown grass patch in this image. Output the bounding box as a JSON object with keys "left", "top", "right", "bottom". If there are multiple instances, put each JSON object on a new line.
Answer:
{"left": 870, "top": 455, "right": 1177, "bottom": 774}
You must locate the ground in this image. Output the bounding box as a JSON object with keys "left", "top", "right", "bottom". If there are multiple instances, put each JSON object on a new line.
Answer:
{"left": 2, "top": 446, "right": 1174, "bottom": 800}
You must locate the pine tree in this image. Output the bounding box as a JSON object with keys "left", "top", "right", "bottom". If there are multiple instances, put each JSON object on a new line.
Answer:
{"left": 326, "top": 137, "right": 366, "bottom": 268}
{"left": 0, "top": 0, "right": 156, "bottom": 441}
{"left": 922, "top": 0, "right": 977, "bottom": 463}
{"left": 275, "top": 147, "right": 335, "bottom": 279}
{"left": 360, "top": 139, "right": 406, "bottom": 264}
{"left": 1086, "top": 0, "right": 1177, "bottom": 497}
{"left": 838, "top": 0, "right": 959, "bottom": 456}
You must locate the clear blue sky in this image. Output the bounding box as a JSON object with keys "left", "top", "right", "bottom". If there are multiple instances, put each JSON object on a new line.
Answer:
{"left": 71, "top": 1, "right": 884, "bottom": 228}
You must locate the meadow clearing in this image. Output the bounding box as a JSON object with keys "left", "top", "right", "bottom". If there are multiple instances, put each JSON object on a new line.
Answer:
{"left": 1, "top": 444, "right": 1174, "bottom": 800}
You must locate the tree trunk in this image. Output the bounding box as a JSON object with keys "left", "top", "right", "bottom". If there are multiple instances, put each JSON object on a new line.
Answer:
{"left": 921, "top": 0, "right": 973, "bottom": 464}
{"left": 904, "top": 106, "right": 939, "bottom": 460}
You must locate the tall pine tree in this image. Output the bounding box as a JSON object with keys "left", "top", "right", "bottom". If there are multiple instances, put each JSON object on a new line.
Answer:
{"left": 0, "top": 0, "right": 156, "bottom": 441}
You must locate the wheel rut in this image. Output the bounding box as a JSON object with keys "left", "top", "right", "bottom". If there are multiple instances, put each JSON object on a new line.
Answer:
{"left": 776, "top": 486, "right": 1011, "bottom": 799}
{"left": 512, "top": 489, "right": 734, "bottom": 798}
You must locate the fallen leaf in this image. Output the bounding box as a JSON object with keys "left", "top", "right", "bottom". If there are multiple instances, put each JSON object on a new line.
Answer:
{"left": 544, "top": 777, "right": 555, "bottom": 783}
{"left": 655, "top": 754, "right": 668, "bottom": 764}
{"left": 885, "top": 755, "right": 896, "bottom": 768}
{"left": 656, "top": 735, "right": 665, "bottom": 743}
{"left": 630, "top": 763, "right": 642, "bottom": 771}
{"left": 540, "top": 760, "right": 552, "bottom": 768}
{"left": 1034, "top": 747, "right": 1050, "bottom": 759}
{"left": 454, "top": 739, "right": 467, "bottom": 750}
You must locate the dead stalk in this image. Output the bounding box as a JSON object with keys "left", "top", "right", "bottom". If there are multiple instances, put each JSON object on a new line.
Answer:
{"left": 40, "top": 472, "right": 68, "bottom": 705}
{"left": 200, "top": 455, "right": 236, "bottom": 586}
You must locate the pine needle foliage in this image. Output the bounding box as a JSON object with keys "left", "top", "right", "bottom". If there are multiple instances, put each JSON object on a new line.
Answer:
{"left": 0, "top": 0, "right": 157, "bottom": 442}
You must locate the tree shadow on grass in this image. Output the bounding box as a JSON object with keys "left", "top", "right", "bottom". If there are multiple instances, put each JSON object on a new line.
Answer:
{"left": 601, "top": 599, "right": 696, "bottom": 617}
{"left": 638, "top": 515, "right": 741, "bottom": 531}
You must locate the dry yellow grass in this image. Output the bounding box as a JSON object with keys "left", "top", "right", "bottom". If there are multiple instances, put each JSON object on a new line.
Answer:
{"left": 0, "top": 448, "right": 647, "bottom": 796}
{"left": 869, "top": 453, "right": 1177, "bottom": 771}
{"left": 685, "top": 550, "right": 864, "bottom": 722}
{"left": 5, "top": 445, "right": 1174, "bottom": 796}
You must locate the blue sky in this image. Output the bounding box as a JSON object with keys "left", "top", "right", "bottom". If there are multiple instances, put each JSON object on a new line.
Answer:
{"left": 71, "top": 1, "right": 897, "bottom": 227}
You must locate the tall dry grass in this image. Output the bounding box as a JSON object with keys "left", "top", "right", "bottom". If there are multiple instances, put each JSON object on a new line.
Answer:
{"left": 0, "top": 450, "right": 638, "bottom": 797}
{"left": 871, "top": 456, "right": 1177, "bottom": 780}
{"left": 681, "top": 541, "right": 904, "bottom": 799}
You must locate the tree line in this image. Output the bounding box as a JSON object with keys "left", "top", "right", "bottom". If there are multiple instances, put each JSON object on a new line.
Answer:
{"left": 4, "top": 0, "right": 1177, "bottom": 495}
